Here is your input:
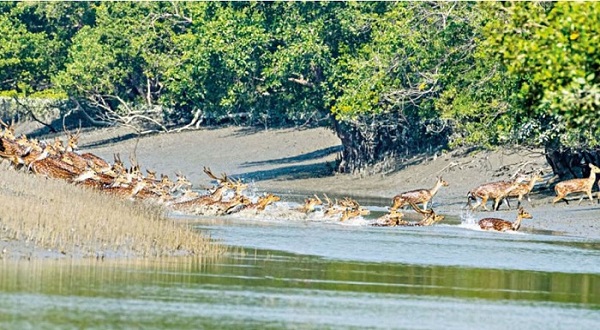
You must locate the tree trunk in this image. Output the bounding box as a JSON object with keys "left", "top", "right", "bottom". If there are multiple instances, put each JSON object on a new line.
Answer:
{"left": 545, "top": 147, "right": 600, "bottom": 180}
{"left": 332, "top": 113, "right": 449, "bottom": 174}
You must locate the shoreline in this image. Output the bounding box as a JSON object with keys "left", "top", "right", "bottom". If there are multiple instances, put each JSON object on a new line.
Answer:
{"left": 75, "top": 125, "right": 600, "bottom": 241}
{"left": 2, "top": 124, "right": 599, "bottom": 261}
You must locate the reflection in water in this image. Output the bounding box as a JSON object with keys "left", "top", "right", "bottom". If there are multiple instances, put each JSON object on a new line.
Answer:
{"left": 1, "top": 249, "right": 599, "bottom": 329}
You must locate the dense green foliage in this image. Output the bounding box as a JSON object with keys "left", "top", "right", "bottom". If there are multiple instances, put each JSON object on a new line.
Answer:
{"left": 1, "top": 1, "right": 599, "bottom": 172}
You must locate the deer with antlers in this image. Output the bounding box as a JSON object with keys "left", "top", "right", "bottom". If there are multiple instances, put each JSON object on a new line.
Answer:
{"left": 0, "top": 118, "right": 16, "bottom": 141}
{"left": 297, "top": 194, "right": 323, "bottom": 213}
{"left": 320, "top": 196, "right": 370, "bottom": 221}
{"left": 203, "top": 166, "right": 248, "bottom": 196}
{"left": 391, "top": 177, "right": 449, "bottom": 211}
{"left": 340, "top": 206, "right": 371, "bottom": 222}
{"left": 401, "top": 202, "right": 444, "bottom": 226}
{"left": 552, "top": 163, "right": 600, "bottom": 205}
{"left": 63, "top": 123, "right": 82, "bottom": 152}
{"left": 25, "top": 144, "right": 84, "bottom": 180}
{"left": 479, "top": 207, "right": 532, "bottom": 232}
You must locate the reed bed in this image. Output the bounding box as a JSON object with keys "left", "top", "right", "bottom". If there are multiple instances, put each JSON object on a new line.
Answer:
{"left": 0, "top": 167, "right": 226, "bottom": 259}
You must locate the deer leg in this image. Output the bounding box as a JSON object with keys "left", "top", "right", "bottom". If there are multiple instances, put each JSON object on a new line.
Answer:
{"left": 480, "top": 197, "right": 490, "bottom": 211}
{"left": 577, "top": 194, "right": 586, "bottom": 205}
{"left": 494, "top": 197, "right": 507, "bottom": 211}
{"left": 422, "top": 201, "right": 429, "bottom": 211}
{"left": 503, "top": 197, "right": 511, "bottom": 210}
{"left": 526, "top": 195, "right": 534, "bottom": 207}
{"left": 587, "top": 191, "right": 594, "bottom": 205}
{"left": 552, "top": 194, "right": 567, "bottom": 205}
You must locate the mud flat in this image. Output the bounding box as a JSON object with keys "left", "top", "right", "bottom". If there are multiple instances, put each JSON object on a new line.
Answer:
{"left": 62, "top": 125, "right": 599, "bottom": 240}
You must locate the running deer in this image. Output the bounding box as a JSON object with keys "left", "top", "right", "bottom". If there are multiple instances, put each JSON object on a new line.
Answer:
{"left": 28, "top": 146, "right": 82, "bottom": 180}
{"left": 244, "top": 193, "right": 281, "bottom": 212}
{"left": 180, "top": 195, "right": 251, "bottom": 216}
{"left": 340, "top": 207, "right": 371, "bottom": 222}
{"left": 168, "top": 185, "right": 230, "bottom": 211}
{"left": 552, "top": 163, "right": 600, "bottom": 205}
{"left": 299, "top": 194, "right": 323, "bottom": 213}
{"left": 409, "top": 201, "right": 445, "bottom": 226}
{"left": 506, "top": 173, "right": 543, "bottom": 208}
{"left": 101, "top": 179, "right": 148, "bottom": 199}
{"left": 333, "top": 197, "right": 370, "bottom": 222}
{"left": 467, "top": 177, "right": 525, "bottom": 211}
{"left": 391, "top": 177, "right": 449, "bottom": 211}
{"left": 478, "top": 207, "right": 532, "bottom": 232}
{"left": 373, "top": 209, "right": 408, "bottom": 227}
{"left": 203, "top": 166, "right": 247, "bottom": 196}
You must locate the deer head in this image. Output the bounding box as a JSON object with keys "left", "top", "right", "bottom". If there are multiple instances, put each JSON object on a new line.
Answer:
{"left": 64, "top": 124, "right": 81, "bottom": 152}
{"left": 0, "top": 118, "right": 16, "bottom": 140}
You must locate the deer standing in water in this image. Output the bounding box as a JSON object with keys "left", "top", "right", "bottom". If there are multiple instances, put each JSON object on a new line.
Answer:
{"left": 479, "top": 207, "right": 532, "bottom": 232}
{"left": 552, "top": 163, "right": 600, "bottom": 205}
{"left": 506, "top": 173, "right": 544, "bottom": 208}
{"left": 391, "top": 177, "right": 449, "bottom": 211}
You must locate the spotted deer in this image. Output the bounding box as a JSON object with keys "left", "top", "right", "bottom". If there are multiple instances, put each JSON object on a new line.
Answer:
{"left": 408, "top": 201, "right": 445, "bottom": 226}
{"left": 391, "top": 177, "right": 449, "bottom": 211}
{"left": 101, "top": 179, "right": 148, "bottom": 199}
{"left": 340, "top": 207, "right": 370, "bottom": 222}
{"left": 479, "top": 207, "right": 532, "bottom": 232}
{"left": 372, "top": 209, "right": 408, "bottom": 227}
{"left": 467, "top": 176, "right": 525, "bottom": 211}
{"left": 552, "top": 163, "right": 600, "bottom": 205}
{"left": 244, "top": 193, "right": 281, "bottom": 212}
{"left": 506, "top": 173, "right": 543, "bottom": 208}
{"left": 168, "top": 185, "right": 230, "bottom": 211}
{"left": 298, "top": 194, "right": 323, "bottom": 213}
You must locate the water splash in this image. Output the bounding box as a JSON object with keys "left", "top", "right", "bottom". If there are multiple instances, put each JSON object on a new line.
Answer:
{"left": 459, "top": 208, "right": 481, "bottom": 230}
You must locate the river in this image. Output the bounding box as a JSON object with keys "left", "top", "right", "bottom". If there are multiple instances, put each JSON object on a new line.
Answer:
{"left": 1, "top": 206, "right": 599, "bottom": 329}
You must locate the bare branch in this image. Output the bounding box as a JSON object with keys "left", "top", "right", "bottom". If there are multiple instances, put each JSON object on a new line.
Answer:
{"left": 11, "top": 97, "right": 57, "bottom": 133}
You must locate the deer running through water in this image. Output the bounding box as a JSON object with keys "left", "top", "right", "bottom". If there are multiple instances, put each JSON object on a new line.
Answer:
{"left": 478, "top": 207, "right": 533, "bottom": 232}
{"left": 391, "top": 177, "right": 449, "bottom": 211}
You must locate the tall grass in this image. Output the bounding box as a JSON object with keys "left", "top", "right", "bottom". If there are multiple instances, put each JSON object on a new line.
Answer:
{"left": 0, "top": 167, "right": 226, "bottom": 259}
